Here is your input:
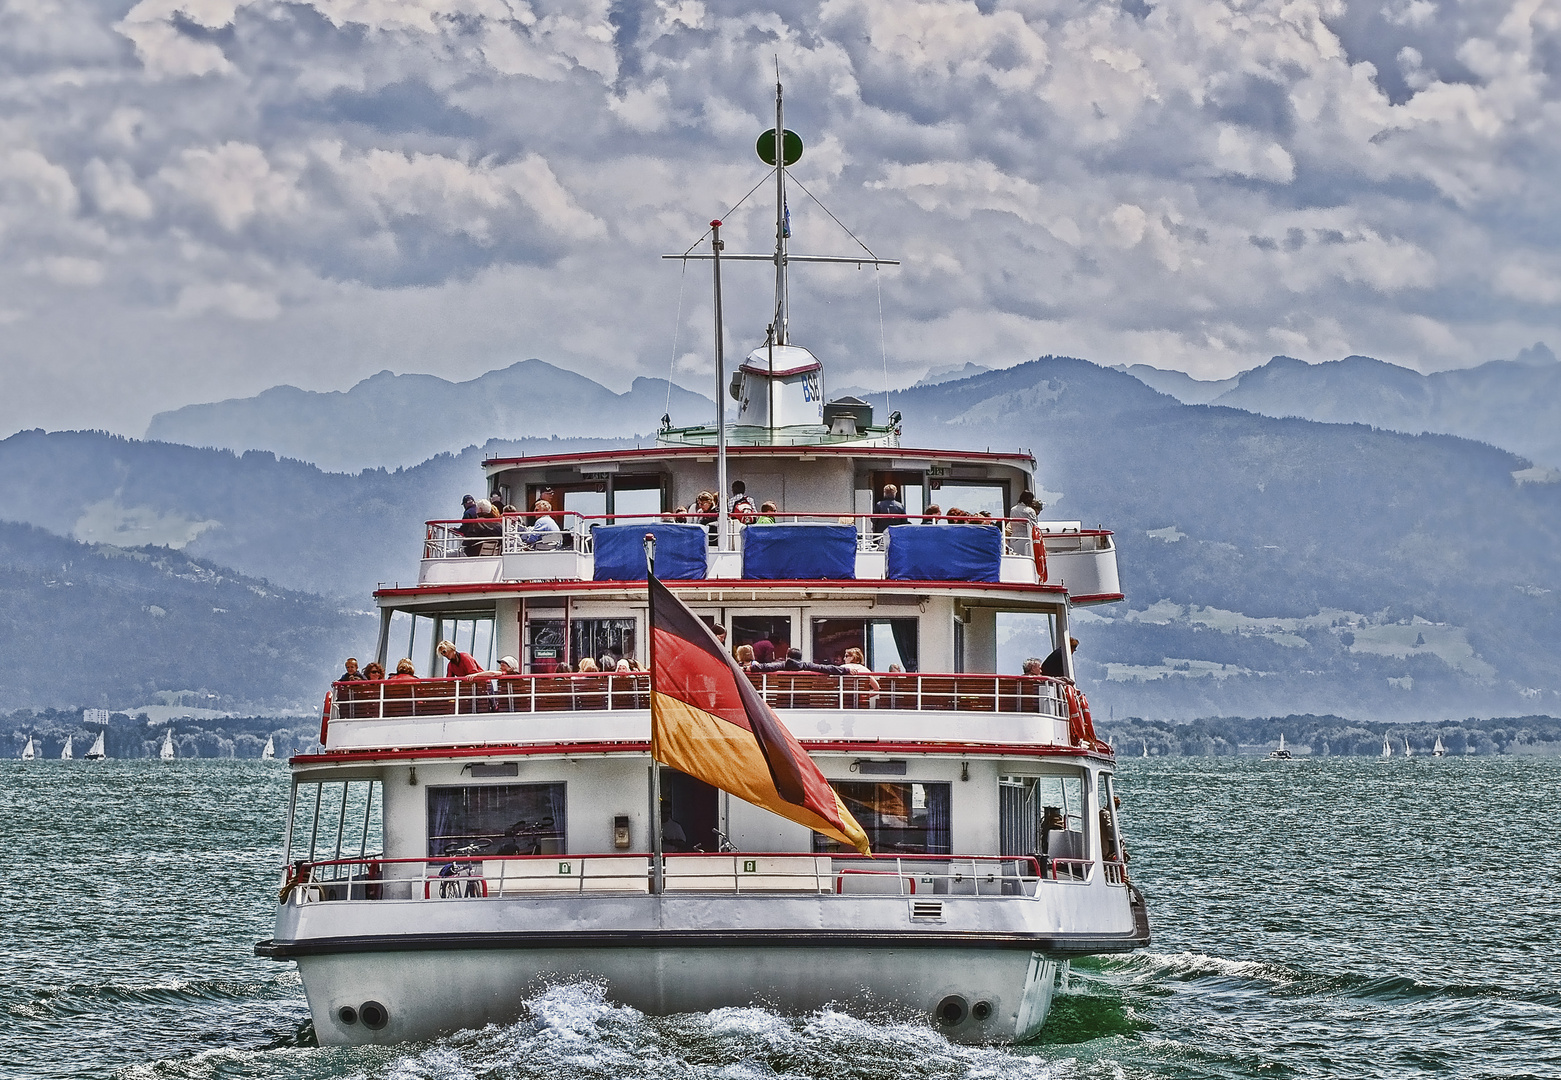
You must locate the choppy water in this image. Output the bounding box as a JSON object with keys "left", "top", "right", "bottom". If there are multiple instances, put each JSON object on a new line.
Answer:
{"left": 2, "top": 756, "right": 1557, "bottom": 1079}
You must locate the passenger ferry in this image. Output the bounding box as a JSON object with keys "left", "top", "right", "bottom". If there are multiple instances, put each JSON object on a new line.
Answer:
{"left": 256, "top": 84, "right": 1149, "bottom": 1046}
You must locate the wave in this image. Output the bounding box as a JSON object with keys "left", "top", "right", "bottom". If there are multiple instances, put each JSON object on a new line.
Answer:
{"left": 6, "top": 972, "right": 299, "bottom": 1019}
{"left": 1096, "top": 951, "right": 1561, "bottom": 1009}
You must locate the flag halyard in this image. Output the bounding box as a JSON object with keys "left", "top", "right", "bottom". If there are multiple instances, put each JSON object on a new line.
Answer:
{"left": 647, "top": 574, "right": 870, "bottom": 856}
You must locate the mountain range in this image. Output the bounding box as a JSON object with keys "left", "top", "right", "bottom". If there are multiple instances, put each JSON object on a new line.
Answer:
{"left": 3, "top": 355, "right": 1559, "bottom": 725}
{"left": 145, "top": 361, "right": 713, "bottom": 473}
{"left": 1120, "top": 344, "right": 1561, "bottom": 471}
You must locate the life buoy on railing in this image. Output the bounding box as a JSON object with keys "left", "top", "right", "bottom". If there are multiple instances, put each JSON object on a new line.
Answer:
{"left": 319, "top": 691, "right": 332, "bottom": 746}
{"left": 1030, "top": 523, "right": 1049, "bottom": 584}
{"left": 1063, "top": 684, "right": 1109, "bottom": 751}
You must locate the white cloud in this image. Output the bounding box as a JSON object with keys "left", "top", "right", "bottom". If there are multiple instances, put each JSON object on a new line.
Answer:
{"left": 29, "top": 256, "right": 105, "bottom": 286}
{"left": 173, "top": 280, "right": 282, "bottom": 319}
{"left": 158, "top": 143, "right": 304, "bottom": 231}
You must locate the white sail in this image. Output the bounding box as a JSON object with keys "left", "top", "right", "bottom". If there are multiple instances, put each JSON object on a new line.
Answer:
{"left": 61, "top": 736, "right": 72, "bottom": 760}
{"left": 262, "top": 735, "right": 276, "bottom": 761}
{"left": 1381, "top": 735, "right": 1392, "bottom": 757}
{"left": 86, "top": 731, "right": 107, "bottom": 760}
{"left": 1403, "top": 737, "right": 1413, "bottom": 757}
{"left": 1141, "top": 739, "right": 1149, "bottom": 758}
{"left": 160, "top": 729, "right": 175, "bottom": 760}
{"left": 1433, "top": 736, "right": 1446, "bottom": 756}
{"left": 20, "top": 736, "right": 35, "bottom": 761}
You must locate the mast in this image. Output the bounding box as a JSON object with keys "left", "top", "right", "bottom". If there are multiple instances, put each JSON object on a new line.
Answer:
{"left": 711, "top": 220, "right": 730, "bottom": 550}
{"left": 773, "top": 77, "right": 789, "bottom": 346}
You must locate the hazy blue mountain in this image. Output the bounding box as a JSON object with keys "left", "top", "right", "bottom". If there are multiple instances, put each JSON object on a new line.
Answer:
{"left": 145, "top": 360, "right": 713, "bottom": 473}
{"left": 0, "top": 520, "right": 371, "bottom": 711}
{"left": 1124, "top": 347, "right": 1561, "bottom": 470}
{"left": 1114, "top": 364, "right": 1240, "bottom": 404}
{"left": 6, "top": 356, "right": 1560, "bottom": 721}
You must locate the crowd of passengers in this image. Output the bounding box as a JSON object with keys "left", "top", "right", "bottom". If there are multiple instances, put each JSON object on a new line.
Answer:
{"left": 450, "top": 483, "right": 1047, "bottom": 554}
{"left": 334, "top": 634, "right": 1079, "bottom": 687}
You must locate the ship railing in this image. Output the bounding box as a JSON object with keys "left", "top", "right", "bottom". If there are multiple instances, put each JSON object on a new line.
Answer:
{"left": 283, "top": 852, "right": 1059, "bottom": 903}
{"left": 332, "top": 672, "right": 1071, "bottom": 721}
{"left": 422, "top": 511, "right": 1104, "bottom": 558}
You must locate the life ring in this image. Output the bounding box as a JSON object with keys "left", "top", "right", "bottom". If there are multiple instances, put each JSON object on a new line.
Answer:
{"left": 1063, "top": 684, "right": 1107, "bottom": 750}
{"left": 1030, "top": 523, "right": 1049, "bottom": 583}
{"left": 319, "top": 691, "right": 332, "bottom": 746}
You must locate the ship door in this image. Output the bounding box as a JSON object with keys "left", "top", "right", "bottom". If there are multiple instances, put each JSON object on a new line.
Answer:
{"left": 657, "top": 769, "right": 721, "bottom": 853}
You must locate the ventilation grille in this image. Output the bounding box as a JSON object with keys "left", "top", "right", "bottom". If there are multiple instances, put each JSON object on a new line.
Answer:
{"left": 911, "top": 901, "right": 944, "bottom": 919}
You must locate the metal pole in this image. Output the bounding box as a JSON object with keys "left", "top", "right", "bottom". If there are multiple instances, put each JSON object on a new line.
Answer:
{"left": 766, "top": 322, "right": 776, "bottom": 444}
{"left": 774, "top": 79, "right": 788, "bottom": 345}
{"left": 644, "top": 534, "right": 664, "bottom": 895}
{"left": 711, "top": 220, "right": 730, "bottom": 552}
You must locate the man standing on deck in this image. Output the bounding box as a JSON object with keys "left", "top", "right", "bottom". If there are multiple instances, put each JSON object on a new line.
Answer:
{"left": 1040, "top": 638, "right": 1079, "bottom": 681}
{"left": 872, "top": 484, "right": 905, "bottom": 536}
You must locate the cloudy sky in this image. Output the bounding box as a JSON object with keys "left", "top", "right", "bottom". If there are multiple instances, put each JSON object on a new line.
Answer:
{"left": 2, "top": 0, "right": 1559, "bottom": 438}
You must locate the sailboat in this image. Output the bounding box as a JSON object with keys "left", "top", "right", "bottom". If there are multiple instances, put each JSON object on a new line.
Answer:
{"left": 1141, "top": 739, "right": 1149, "bottom": 759}
{"left": 1433, "top": 736, "right": 1446, "bottom": 757}
{"left": 262, "top": 735, "right": 276, "bottom": 761}
{"left": 1267, "top": 733, "right": 1293, "bottom": 760}
{"left": 20, "top": 736, "right": 36, "bottom": 761}
{"left": 159, "top": 729, "right": 175, "bottom": 760}
{"left": 1403, "top": 737, "right": 1413, "bottom": 758}
{"left": 85, "top": 730, "right": 107, "bottom": 760}
{"left": 1381, "top": 735, "right": 1392, "bottom": 758}
{"left": 60, "top": 736, "right": 73, "bottom": 760}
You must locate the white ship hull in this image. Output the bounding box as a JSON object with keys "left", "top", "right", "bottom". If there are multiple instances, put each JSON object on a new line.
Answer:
{"left": 264, "top": 888, "right": 1145, "bottom": 1045}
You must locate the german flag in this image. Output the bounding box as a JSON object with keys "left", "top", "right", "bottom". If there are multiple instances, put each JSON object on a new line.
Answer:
{"left": 648, "top": 574, "right": 871, "bottom": 856}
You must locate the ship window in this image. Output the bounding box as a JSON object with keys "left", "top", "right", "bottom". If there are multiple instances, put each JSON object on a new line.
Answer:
{"left": 998, "top": 772, "right": 1087, "bottom": 861}
{"left": 731, "top": 616, "right": 792, "bottom": 656}
{"left": 571, "top": 618, "right": 638, "bottom": 670}
{"left": 427, "top": 783, "right": 566, "bottom": 857}
{"left": 812, "top": 618, "right": 918, "bottom": 671}
{"left": 929, "top": 481, "right": 1006, "bottom": 518}
{"left": 611, "top": 479, "right": 664, "bottom": 522}
{"left": 813, "top": 781, "right": 950, "bottom": 855}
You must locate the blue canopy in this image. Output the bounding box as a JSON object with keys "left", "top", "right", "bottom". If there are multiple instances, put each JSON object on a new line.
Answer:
{"left": 884, "top": 524, "right": 1003, "bottom": 583}
{"left": 742, "top": 523, "right": 858, "bottom": 580}
{"left": 593, "top": 524, "right": 707, "bottom": 581}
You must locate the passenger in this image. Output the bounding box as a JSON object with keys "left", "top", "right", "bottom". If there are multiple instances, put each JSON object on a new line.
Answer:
{"left": 1022, "top": 657, "right": 1044, "bottom": 677}
{"left": 338, "top": 657, "right": 367, "bottom": 682}
{"left": 502, "top": 504, "right": 519, "bottom": 515}
{"left": 615, "top": 658, "right": 632, "bottom": 673}
{"left": 921, "top": 504, "right": 942, "bottom": 524}
{"left": 692, "top": 491, "right": 718, "bottom": 543}
{"left": 437, "top": 640, "right": 485, "bottom": 679}
{"left": 599, "top": 653, "right": 617, "bottom": 672}
{"left": 521, "top": 499, "right": 563, "bottom": 550}
{"left": 944, "top": 506, "right": 968, "bottom": 524}
{"left": 556, "top": 662, "right": 573, "bottom": 673}
{"left": 839, "top": 647, "right": 880, "bottom": 702}
{"left": 1040, "top": 637, "right": 1080, "bottom": 680}
{"left": 753, "top": 647, "right": 846, "bottom": 675}
{"left": 872, "top": 483, "right": 905, "bottom": 535}
{"left": 1100, "top": 809, "right": 1122, "bottom": 863}
{"left": 752, "top": 640, "right": 775, "bottom": 664}
{"left": 1039, "top": 806, "right": 1065, "bottom": 867}
{"left": 471, "top": 499, "right": 503, "bottom": 555}
{"left": 362, "top": 661, "right": 386, "bottom": 680}
{"left": 757, "top": 501, "right": 778, "bottom": 524}
{"left": 388, "top": 658, "right": 418, "bottom": 680}
{"left": 577, "top": 657, "right": 600, "bottom": 672}
{"left": 458, "top": 494, "right": 482, "bottom": 556}
{"left": 735, "top": 644, "right": 756, "bottom": 670}
{"left": 1016, "top": 490, "right": 1043, "bottom": 524}
{"left": 712, "top": 624, "right": 727, "bottom": 648}
{"left": 729, "top": 480, "right": 756, "bottom": 521}
{"left": 887, "top": 663, "right": 904, "bottom": 673}
{"left": 496, "top": 655, "right": 520, "bottom": 677}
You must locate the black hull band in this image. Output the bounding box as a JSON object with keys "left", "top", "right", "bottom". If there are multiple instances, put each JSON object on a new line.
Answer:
{"left": 256, "top": 927, "right": 1148, "bottom": 961}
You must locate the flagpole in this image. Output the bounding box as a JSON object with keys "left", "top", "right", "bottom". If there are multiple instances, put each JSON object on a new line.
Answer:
{"left": 644, "top": 533, "right": 663, "bottom": 895}
{"left": 711, "top": 219, "right": 729, "bottom": 552}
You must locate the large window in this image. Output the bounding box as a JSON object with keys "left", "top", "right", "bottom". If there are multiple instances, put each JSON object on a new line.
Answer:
{"left": 427, "top": 783, "right": 566, "bottom": 857}
{"left": 815, "top": 781, "right": 950, "bottom": 855}
{"left": 999, "top": 771, "right": 1087, "bottom": 862}
{"left": 731, "top": 615, "right": 792, "bottom": 657}
{"left": 812, "top": 617, "right": 918, "bottom": 670}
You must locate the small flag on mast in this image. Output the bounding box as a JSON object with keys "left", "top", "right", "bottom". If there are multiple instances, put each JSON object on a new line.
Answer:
{"left": 646, "top": 573, "right": 871, "bottom": 855}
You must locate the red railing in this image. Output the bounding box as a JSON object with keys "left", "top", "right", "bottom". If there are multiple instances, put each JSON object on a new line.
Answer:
{"left": 331, "top": 672, "right": 1072, "bottom": 721}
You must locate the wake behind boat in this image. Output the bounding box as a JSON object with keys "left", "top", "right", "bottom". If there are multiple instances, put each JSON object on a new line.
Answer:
{"left": 256, "top": 82, "right": 1149, "bottom": 1047}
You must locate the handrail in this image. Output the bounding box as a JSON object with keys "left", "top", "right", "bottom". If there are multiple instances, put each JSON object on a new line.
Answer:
{"left": 421, "top": 513, "right": 1113, "bottom": 560}
{"left": 330, "top": 672, "right": 1073, "bottom": 722}
{"left": 284, "top": 851, "right": 1059, "bottom": 903}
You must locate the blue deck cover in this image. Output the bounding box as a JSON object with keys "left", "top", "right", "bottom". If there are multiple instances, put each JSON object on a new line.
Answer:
{"left": 593, "top": 524, "right": 708, "bottom": 580}
{"left": 884, "top": 524, "right": 1003, "bottom": 582}
{"left": 742, "top": 523, "right": 858, "bottom": 580}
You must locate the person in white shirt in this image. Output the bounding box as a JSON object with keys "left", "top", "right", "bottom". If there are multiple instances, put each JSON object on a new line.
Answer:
{"left": 521, "top": 499, "right": 563, "bottom": 550}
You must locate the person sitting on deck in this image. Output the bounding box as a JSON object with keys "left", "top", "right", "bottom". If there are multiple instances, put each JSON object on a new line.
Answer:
{"left": 921, "top": 504, "right": 941, "bottom": 523}
{"left": 838, "top": 647, "right": 880, "bottom": 701}
{"left": 388, "top": 659, "right": 418, "bottom": 680}
{"left": 752, "top": 640, "right": 775, "bottom": 664}
{"left": 692, "top": 491, "right": 718, "bottom": 544}
{"left": 520, "top": 499, "right": 562, "bottom": 550}
{"left": 1040, "top": 638, "right": 1079, "bottom": 680}
{"left": 752, "top": 647, "right": 847, "bottom": 676}
{"left": 437, "top": 640, "right": 485, "bottom": 679}
{"left": 735, "top": 644, "right": 756, "bottom": 670}
{"left": 872, "top": 484, "right": 905, "bottom": 535}
{"left": 729, "top": 480, "right": 756, "bottom": 522}
{"left": 1022, "top": 657, "right": 1044, "bottom": 677}
{"left": 576, "top": 657, "right": 599, "bottom": 673}
{"left": 362, "top": 661, "right": 385, "bottom": 680}
{"left": 757, "top": 501, "right": 778, "bottom": 524}
{"left": 338, "top": 657, "right": 367, "bottom": 681}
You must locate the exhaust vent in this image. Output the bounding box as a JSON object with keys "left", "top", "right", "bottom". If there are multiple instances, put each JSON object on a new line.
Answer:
{"left": 911, "top": 901, "right": 944, "bottom": 919}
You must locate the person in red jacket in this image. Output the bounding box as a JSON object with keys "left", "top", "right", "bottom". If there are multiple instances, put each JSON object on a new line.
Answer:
{"left": 437, "top": 640, "right": 484, "bottom": 678}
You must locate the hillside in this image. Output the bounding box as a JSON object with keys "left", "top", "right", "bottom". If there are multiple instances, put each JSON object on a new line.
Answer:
{"left": 1124, "top": 348, "right": 1561, "bottom": 471}
{"left": 3, "top": 357, "right": 1559, "bottom": 721}
{"left": 145, "top": 361, "right": 713, "bottom": 473}
{"left": 0, "top": 521, "right": 372, "bottom": 711}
